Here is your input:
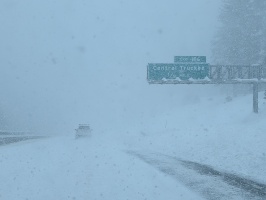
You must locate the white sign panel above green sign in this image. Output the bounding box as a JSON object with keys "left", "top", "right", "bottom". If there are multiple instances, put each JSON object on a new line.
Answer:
{"left": 174, "top": 56, "right": 206, "bottom": 63}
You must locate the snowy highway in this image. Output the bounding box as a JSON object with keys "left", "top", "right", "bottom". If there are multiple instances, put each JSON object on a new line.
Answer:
{"left": 0, "top": 136, "right": 204, "bottom": 200}
{"left": 1, "top": 0, "right": 266, "bottom": 199}
{"left": 0, "top": 130, "right": 265, "bottom": 200}
{"left": 0, "top": 92, "right": 266, "bottom": 200}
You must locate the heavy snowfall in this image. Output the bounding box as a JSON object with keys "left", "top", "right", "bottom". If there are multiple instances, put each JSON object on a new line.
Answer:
{"left": 0, "top": 0, "right": 266, "bottom": 200}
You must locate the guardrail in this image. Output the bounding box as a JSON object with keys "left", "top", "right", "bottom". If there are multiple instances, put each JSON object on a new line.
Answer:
{"left": 0, "top": 131, "right": 44, "bottom": 145}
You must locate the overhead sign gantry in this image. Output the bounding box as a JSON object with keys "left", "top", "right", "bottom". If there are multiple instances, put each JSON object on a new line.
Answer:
{"left": 147, "top": 56, "right": 266, "bottom": 113}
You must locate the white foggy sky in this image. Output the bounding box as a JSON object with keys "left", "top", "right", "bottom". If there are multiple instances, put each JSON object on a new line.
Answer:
{"left": 0, "top": 0, "right": 221, "bottom": 134}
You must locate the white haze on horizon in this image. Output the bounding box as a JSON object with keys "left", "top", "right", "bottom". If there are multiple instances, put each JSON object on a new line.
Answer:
{"left": 0, "top": 0, "right": 221, "bottom": 135}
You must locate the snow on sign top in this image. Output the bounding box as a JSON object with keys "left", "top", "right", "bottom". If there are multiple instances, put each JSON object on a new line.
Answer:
{"left": 174, "top": 56, "right": 206, "bottom": 63}
{"left": 147, "top": 63, "right": 209, "bottom": 81}
{"left": 147, "top": 56, "right": 209, "bottom": 82}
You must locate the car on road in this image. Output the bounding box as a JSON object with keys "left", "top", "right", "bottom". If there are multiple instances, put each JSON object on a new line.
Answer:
{"left": 75, "top": 124, "right": 91, "bottom": 139}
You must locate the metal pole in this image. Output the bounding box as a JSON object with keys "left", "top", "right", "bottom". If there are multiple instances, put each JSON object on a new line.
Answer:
{"left": 253, "top": 82, "right": 259, "bottom": 113}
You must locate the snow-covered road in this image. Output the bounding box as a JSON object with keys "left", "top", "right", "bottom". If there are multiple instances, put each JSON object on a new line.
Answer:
{"left": 1, "top": 93, "right": 266, "bottom": 200}
{"left": 0, "top": 136, "right": 202, "bottom": 200}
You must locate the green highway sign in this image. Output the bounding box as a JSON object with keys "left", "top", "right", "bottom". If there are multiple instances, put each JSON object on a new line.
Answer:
{"left": 174, "top": 56, "right": 206, "bottom": 63}
{"left": 147, "top": 63, "right": 209, "bottom": 81}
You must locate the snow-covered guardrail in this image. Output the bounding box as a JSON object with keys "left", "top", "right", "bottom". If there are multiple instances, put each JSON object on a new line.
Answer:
{"left": 0, "top": 131, "right": 44, "bottom": 145}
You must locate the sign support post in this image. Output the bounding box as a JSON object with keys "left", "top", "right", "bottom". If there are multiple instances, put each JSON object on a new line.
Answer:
{"left": 253, "top": 82, "right": 259, "bottom": 113}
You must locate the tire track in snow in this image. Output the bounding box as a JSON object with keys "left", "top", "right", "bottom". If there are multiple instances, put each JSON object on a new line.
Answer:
{"left": 128, "top": 151, "right": 266, "bottom": 200}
